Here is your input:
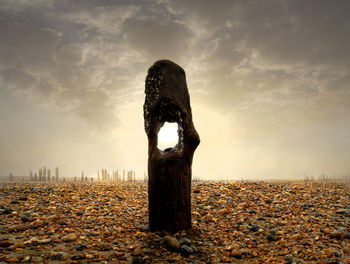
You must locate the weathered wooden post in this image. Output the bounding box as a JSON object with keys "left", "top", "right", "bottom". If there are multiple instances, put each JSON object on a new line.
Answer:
{"left": 144, "top": 60, "right": 200, "bottom": 232}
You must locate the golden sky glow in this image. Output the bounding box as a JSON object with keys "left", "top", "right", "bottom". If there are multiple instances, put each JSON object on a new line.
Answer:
{"left": 1, "top": 0, "right": 350, "bottom": 180}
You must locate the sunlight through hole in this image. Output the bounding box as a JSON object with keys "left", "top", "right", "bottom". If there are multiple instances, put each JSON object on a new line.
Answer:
{"left": 157, "top": 122, "right": 179, "bottom": 152}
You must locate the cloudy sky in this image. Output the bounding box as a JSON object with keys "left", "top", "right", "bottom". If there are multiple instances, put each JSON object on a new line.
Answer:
{"left": 1, "top": 0, "right": 350, "bottom": 180}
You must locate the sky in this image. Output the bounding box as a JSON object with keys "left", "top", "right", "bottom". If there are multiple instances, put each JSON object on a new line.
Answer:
{"left": 1, "top": 0, "right": 350, "bottom": 181}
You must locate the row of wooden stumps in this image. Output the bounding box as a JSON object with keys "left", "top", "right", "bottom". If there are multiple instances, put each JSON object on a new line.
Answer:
{"left": 144, "top": 60, "right": 200, "bottom": 232}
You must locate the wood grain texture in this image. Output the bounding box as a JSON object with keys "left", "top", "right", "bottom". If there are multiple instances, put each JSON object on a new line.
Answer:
{"left": 144, "top": 60, "right": 200, "bottom": 232}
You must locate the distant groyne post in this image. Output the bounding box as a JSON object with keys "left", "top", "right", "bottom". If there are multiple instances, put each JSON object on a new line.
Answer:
{"left": 144, "top": 60, "right": 200, "bottom": 232}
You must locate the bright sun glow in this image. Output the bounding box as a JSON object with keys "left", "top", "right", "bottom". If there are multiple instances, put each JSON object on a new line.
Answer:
{"left": 157, "top": 122, "right": 179, "bottom": 151}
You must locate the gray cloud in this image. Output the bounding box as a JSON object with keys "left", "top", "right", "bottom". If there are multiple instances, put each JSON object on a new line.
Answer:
{"left": 1, "top": 0, "right": 350, "bottom": 141}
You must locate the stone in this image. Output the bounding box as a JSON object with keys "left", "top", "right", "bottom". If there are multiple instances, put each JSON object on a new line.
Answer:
{"left": 61, "top": 233, "right": 77, "bottom": 242}
{"left": 180, "top": 244, "right": 194, "bottom": 256}
{"left": 22, "top": 256, "right": 31, "bottom": 262}
{"left": 335, "top": 209, "right": 347, "bottom": 214}
{"left": 96, "top": 242, "right": 112, "bottom": 251}
{"left": 51, "top": 252, "right": 66, "bottom": 260}
{"left": 249, "top": 224, "right": 259, "bottom": 232}
{"left": 343, "top": 258, "right": 350, "bottom": 264}
{"left": 285, "top": 257, "right": 294, "bottom": 264}
{"left": 71, "top": 254, "right": 85, "bottom": 260}
{"left": 2, "top": 207, "right": 14, "bottom": 214}
{"left": 132, "top": 256, "right": 145, "bottom": 264}
{"left": 139, "top": 224, "right": 148, "bottom": 232}
{"left": 163, "top": 236, "right": 180, "bottom": 252}
{"left": 345, "top": 231, "right": 350, "bottom": 239}
{"left": 179, "top": 237, "right": 191, "bottom": 246}
{"left": 267, "top": 229, "right": 280, "bottom": 241}
{"left": 0, "top": 240, "right": 14, "bottom": 247}
{"left": 8, "top": 242, "right": 24, "bottom": 250}
{"left": 20, "top": 213, "right": 31, "bottom": 222}
{"left": 329, "top": 231, "right": 343, "bottom": 239}
{"left": 37, "top": 238, "right": 51, "bottom": 244}
{"left": 14, "top": 224, "right": 30, "bottom": 232}
{"left": 324, "top": 248, "right": 333, "bottom": 258}
{"left": 18, "top": 196, "right": 28, "bottom": 201}
{"left": 31, "top": 256, "right": 43, "bottom": 262}
{"left": 264, "top": 199, "right": 273, "bottom": 204}
{"left": 230, "top": 248, "right": 242, "bottom": 258}
{"left": 75, "top": 244, "right": 86, "bottom": 251}
{"left": 6, "top": 257, "right": 20, "bottom": 263}
{"left": 132, "top": 247, "right": 144, "bottom": 256}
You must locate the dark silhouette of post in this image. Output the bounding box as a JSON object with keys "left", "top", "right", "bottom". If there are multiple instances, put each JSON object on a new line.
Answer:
{"left": 144, "top": 60, "right": 200, "bottom": 232}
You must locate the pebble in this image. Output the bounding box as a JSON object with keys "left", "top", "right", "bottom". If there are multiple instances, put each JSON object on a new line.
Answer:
{"left": 2, "top": 207, "right": 14, "bottom": 214}
{"left": 14, "top": 224, "right": 30, "bottom": 232}
{"left": 18, "top": 196, "right": 28, "bottom": 201}
{"left": 22, "top": 256, "right": 31, "bottom": 262}
{"left": 6, "top": 257, "right": 20, "bottom": 263}
{"left": 96, "top": 242, "right": 112, "bottom": 251}
{"left": 249, "top": 224, "right": 259, "bottom": 232}
{"left": 132, "top": 247, "right": 144, "bottom": 256}
{"left": 30, "top": 256, "right": 43, "bottom": 262}
{"left": 179, "top": 237, "right": 191, "bottom": 246}
{"left": 132, "top": 256, "right": 145, "bottom": 264}
{"left": 61, "top": 233, "right": 77, "bottom": 242}
{"left": 75, "top": 244, "right": 86, "bottom": 251}
{"left": 37, "top": 238, "right": 51, "bottom": 244}
{"left": 267, "top": 229, "right": 280, "bottom": 241}
{"left": 285, "top": 257, "right": 294, "bottom": 264}
{"left": 1, "top": 181, "right": 349, "bottom": 263}
{"left": 324, "top": 248, "right": 333, "bottom": 258}
{"left": 335, "top": 209, "right": 347, "bottom": 214}
{"left": 51, "top": 252, "right": 66, "bottom": 260}
{"left": 230, "top": 248, "right": 242, "bottom": 258}
{"left": 345, "top": 231, "right": 350, "bottom": 239}
{"left": 180, "top": 244, "right": 194, "bottom": 256}
{"left": 163, "top": 236, "right": 180, "bottom": 252}
{"left": 0, "top": 240, "right": 14, "bottom": 247}
{"left": 329, "top": 231, "right": 343, "bottom": 239}
{"left": 139, "top": 224, "right": 148, "bottom": 232}
{"left": 20, "top": 214, "right": 30, "bottom": 222}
